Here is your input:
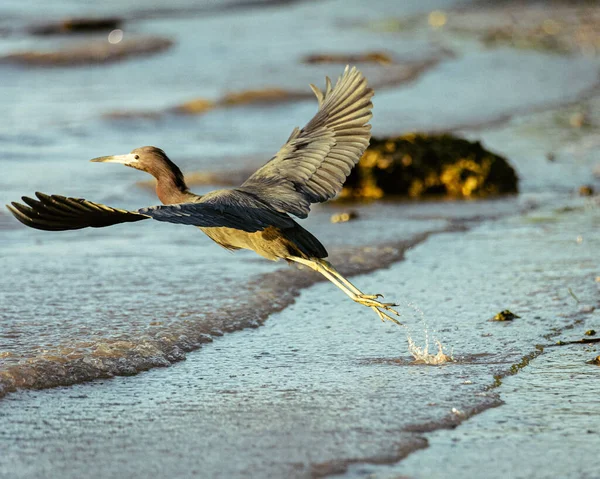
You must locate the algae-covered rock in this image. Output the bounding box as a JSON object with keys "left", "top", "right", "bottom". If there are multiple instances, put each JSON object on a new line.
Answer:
{"left": 342, "top": 134, "right": 518, "bottom": 199}
{"left": 169, "top": 88, "right": 307, "bottom": 116}
{"left": 171, "top": 98, "right": 216, "bottom": 115}
{"left": 492, "top": 310, "right": 520, "bottom": 321}
{"left": 303, "top": 51, "right": 394, "bottom": 65}
{"left": 220, "top": 88, "right": 306, "bottom": 106}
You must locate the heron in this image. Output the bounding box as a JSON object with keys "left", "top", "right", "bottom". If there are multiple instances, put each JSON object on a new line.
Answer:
{"left": 7, "top": 66, "right": 401, "bottom": 324}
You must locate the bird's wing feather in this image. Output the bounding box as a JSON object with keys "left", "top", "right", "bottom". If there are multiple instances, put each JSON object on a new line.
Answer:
{"left": 240, "top": 66, "right": 373, "bottom": 218}
{"left": 7, "top": 192, "right": 149, "bottom": 231}
{"left": 8, "top": 190, "right": 295, "bottom": 234}
{"left": 140, "top": 189, "right": 295, "bottom": 232}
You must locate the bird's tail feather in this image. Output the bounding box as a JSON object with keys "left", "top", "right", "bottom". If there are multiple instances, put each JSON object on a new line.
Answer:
{"left": 284, "top": 223, "right": 328, "bottom": 259}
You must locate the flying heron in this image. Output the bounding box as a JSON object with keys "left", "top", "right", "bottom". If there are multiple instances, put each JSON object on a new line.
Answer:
{"left": 7, "top": 66, "right": 401, "bottom": 324}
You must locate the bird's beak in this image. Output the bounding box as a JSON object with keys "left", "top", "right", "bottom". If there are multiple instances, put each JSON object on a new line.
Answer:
{"left": 90, "top": 153, "right": 139, "bottom": 167}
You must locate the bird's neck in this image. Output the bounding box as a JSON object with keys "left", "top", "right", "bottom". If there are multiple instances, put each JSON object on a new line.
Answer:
{"left": 154, "top": 168, "right": 194, "bottom": 205}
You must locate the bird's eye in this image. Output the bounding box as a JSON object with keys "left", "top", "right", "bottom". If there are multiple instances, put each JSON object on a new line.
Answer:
{"left": 134, "top": 155, "right": 139, "bottom": 160}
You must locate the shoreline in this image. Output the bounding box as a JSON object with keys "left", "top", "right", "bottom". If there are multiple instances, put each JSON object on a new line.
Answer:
{"left": 2, "top": 198, "right": 597, "bottom": 479}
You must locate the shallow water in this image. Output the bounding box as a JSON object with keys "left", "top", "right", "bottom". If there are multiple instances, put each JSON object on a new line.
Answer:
{"left": 1, "top": 199, "right": 598, "bottom": 478}
{"left": 0, "top": 0, "right": 455, "bottom": 391}
{"left": 393, "top": 345, "right": 600, "bottom": 479}
{"left": 2, "top": 0, "right": 576, "bottom": 393}
{"left": 1, "top": 0, "right": 600, "bottom": 477}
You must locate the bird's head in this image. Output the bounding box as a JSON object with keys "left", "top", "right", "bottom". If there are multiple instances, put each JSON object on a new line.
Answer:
{"left": 90, "top": 146, "right": 186, "bottom": 185}
{"left": 91, "top": 146, "right": 169, "bottom": 174}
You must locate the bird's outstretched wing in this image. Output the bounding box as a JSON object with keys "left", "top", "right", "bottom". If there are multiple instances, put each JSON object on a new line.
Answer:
{"left": 141, "top": 189, "right": 295, "bottom": 232}
{"left": 7, "top": 192, "right": 149, "bottom": 231}
{"left": 239, "top": 65, "right": 374, "bottom": 218}
{"left": 7, "top": 190, "right": 294, "bottom": 233}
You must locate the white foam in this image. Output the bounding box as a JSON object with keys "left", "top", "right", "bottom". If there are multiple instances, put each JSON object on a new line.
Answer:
{"left": 399, "top": 300, "right": 453, "bottom": 365}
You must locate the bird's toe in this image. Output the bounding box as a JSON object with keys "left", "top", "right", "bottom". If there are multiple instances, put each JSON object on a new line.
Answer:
{"left": 358, "top": 293, "right": 384, "bottom": 300}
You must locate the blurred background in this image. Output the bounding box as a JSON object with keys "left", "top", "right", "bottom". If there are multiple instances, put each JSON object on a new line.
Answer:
{"left": 1, "top": 0, "right": 600, "bottom": 392}
{"left": 1, "top": 1, "right": 600, "bottom": 478}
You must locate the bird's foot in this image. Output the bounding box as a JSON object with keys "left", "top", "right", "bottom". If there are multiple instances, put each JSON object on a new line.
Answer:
{"left": 354, "top": 294, "right": 402, "bottom": 325}
{"left": 371, "top": 306, "right": 403, "bottom": 326}
{"left": 355, "top": 293, "right": 398, "bottom": 311}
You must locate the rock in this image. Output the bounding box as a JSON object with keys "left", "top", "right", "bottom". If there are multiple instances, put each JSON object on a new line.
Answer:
{"left": 584, "top": 330, "right": 596, "bottom": 336}
{"left": 103, "top": 57, "right": 444, "bottom": 121}
{"left": 171, "top": 98, "right": 216, "bottom": 115}
{"left": 587, "top": 355, "right": 600, "bottom": 366}
{"left": 569, "top": 111, "right": 589, "bottom": 128}
{"left": 579, "top": 185, "right": 595, "bottom": 196}
{"left": 29, "top": 17, "right": 123, "bottom": 35}
{"left": 492, "top": 310, "right": 520, "bottom": 321}
{"left": 330, "top": 211, "right": 359, "bottom": 224}
{"left": 168, "top": 88, "right": 307, "bottom": 116}
{"left": 303, "top": 51, "right": 394, "bottom": 65}
{"left": 1, "top": 36, "right": 173, "bottom": 67}
{"left": 342, "top": 134, "right": 518, "bottom": 199}
{"left": 220, "top": 88, "right": 306, "bottom": 106}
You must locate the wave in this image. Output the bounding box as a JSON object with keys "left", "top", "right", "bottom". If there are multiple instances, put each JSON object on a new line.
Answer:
{"left": 0, "top": 229, "right": 447, "bottom": 400}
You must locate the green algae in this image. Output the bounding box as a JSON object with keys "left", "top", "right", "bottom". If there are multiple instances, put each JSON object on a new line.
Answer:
{"left": 490, "top": 346, "right": 544, "bottom": 389}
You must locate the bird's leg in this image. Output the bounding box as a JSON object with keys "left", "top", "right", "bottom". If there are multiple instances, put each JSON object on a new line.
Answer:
{"left": 314, "top": 259, "right": 401, "bottom": 320}
{"left": 289, "top": 257, "right": 402, "bottom": 325}
{"left": 311, "top": 261, "right": 401, "bottom": 325}
{"left": 317, "top": 259, "right": 383, "bottom": 300}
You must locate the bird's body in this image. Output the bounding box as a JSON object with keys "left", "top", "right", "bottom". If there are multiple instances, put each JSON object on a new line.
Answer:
{"left": 145, "top": 163, "right": 328, "bottom": 260}
{"left": 7, "top": 67, "right": 401, "bottom": 324}
{"left": 191, "top": 189, "right": 328, "bottom": 261}
{"left": 201, "top": 223, "right": 326, "bottom": 261}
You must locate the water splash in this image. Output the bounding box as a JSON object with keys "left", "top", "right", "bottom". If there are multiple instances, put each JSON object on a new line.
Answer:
{"left": 407, "top": 337, "right": 453, "bottom": 365}
{"left": 399, "top": 300, "right": 453, "bottom": 365}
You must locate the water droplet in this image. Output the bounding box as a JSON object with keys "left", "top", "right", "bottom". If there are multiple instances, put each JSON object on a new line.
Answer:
{"left": 108, "top": 29, "right": 124, "bottom": 44}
